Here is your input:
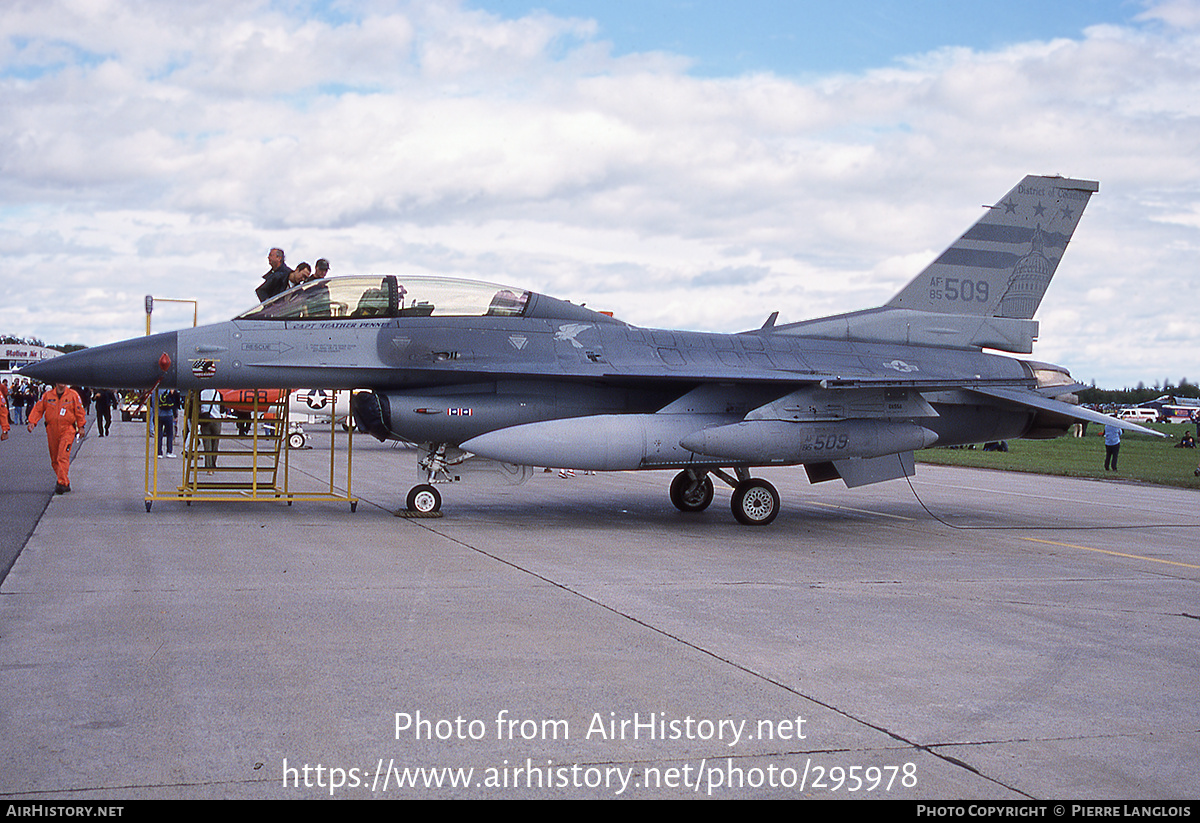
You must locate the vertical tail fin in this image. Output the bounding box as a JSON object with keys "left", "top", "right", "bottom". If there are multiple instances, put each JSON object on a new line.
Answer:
{"left": 886, "top": 175, "right": 1098, "bottom": 319}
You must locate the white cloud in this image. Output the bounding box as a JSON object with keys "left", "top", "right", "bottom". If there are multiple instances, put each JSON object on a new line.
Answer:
{"left": 1137, "top": 0, "right": 1200, "bottom": 29}
{"left": 1, "top": 0, "right": 1199, "bottom": 389}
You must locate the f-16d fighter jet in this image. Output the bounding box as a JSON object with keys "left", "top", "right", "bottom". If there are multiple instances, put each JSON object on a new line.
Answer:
{"left": 23, "top": 175, "right": 1157, "bottom": 524}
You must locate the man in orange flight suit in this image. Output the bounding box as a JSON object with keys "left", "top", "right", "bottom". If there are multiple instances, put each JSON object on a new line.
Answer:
{"left": 27, "top": 383, "right": 87, "bottom": 494}
{"left": 0, "top": 388, "right": 10, "bottom": 441}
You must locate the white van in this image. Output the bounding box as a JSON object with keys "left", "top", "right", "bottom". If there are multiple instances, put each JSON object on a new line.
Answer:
{"left": 1116, "top": 407, "right": 1159, "bottom": 422}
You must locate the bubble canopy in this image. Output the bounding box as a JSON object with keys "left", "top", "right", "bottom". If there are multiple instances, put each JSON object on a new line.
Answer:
{"left": 236, "top": 275, "right": 531, "bottom": 321}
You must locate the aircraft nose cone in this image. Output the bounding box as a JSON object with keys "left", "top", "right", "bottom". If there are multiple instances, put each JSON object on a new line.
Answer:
{"left": 19, "top": 331, "right": 179, "bottom": 389}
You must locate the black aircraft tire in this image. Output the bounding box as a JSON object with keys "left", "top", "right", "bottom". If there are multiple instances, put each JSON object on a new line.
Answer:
{"left": 731, "top": 479, "right": 779, "bottom": 526}
{"left": 407, "top": 484, "right": 442, "bottom": 513}
{"left": 669, "top": 470, "right": 714, "bottom": 513}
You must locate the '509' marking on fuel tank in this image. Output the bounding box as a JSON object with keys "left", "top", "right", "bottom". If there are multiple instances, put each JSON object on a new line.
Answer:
{"left": 804, "top": 434, "right": 850, "bottom": 450}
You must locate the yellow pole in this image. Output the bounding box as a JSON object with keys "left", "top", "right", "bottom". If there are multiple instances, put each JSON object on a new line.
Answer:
{"left": 145, "top": 297, "right": 200, "bottom": 335}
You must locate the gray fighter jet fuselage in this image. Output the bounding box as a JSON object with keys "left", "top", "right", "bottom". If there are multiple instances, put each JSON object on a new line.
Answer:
{"left": 23, "top": 174, "right": 1156, "bottom": 524}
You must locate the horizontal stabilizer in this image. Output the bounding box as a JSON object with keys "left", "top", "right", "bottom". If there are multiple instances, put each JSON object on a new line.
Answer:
{"left": 967, "top": 387, "right": 1166, "bottom": 437}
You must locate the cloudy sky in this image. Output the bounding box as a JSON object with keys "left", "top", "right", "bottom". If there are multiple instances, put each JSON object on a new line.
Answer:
{"left": 2, "top": 0, "right": 1197, "bottom": 389}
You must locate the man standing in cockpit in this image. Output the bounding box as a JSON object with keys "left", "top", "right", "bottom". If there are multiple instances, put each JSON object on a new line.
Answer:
{"left": 256, "top": 247, "right": 293, "bottom": 303}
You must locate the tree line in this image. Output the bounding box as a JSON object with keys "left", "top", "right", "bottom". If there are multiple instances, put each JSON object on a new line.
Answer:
{"left": 1079, "top": 378, "right": 1199, "bottom": 406}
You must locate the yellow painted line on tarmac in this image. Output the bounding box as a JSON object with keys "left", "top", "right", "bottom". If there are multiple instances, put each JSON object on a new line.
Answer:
{"left": 806, "top": 501, "right": 916, "bottom": 521}
{"left": 1020, "top": 537, "right": 1200, "bottom": 570}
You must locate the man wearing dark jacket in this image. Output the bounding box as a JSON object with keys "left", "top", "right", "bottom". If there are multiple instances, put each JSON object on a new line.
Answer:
{"left": 94, "top": 388, "right": 117, "bottom": 437}
{"left": 256, "top": 247, "right": 293, "bottom": 303}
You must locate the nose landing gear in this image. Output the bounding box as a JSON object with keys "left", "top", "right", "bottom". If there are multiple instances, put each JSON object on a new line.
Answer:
{"left": 406, "top": 483, "right": 442, "bottom": 514}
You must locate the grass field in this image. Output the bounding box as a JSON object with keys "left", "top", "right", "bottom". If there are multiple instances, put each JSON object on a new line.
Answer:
{"left": 916, "top": 422, "right": 1200, "bottom": 490}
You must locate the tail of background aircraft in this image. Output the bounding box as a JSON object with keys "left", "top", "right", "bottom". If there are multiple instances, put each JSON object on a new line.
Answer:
{"left": 779, "top": 174, "right": 1099, "bottom": 353}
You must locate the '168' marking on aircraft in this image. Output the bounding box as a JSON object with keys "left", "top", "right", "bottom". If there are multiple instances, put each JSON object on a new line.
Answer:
{"left": 23, "top": 175, "right": 1160, "bottom": 524}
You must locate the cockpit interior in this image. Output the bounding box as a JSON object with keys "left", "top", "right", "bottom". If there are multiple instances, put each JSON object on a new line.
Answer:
{"left": 237, "top": 275, "right": 531, "bottom": 321}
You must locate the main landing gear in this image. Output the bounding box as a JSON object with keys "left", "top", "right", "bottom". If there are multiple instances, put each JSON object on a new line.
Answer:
{"left": 729, "top": 478, "right": 780, "bottom": 526}
{"left": 669, "top": 468, "right": 780, "bottom": 526}
{"left": 669, "top": 469, "right": 714, "bottom": 513}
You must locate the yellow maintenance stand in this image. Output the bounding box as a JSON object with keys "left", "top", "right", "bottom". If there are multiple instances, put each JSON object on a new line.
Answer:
{"left": 143, "top": 388, "right": 358, "bottom": 511}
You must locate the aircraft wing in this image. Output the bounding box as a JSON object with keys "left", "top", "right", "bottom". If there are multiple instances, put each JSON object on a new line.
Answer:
{"left": 966, "top": 387, "right": 1166, "bottom": 437}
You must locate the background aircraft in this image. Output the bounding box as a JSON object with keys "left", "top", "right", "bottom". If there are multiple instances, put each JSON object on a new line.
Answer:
{"left": 22, "top": 174, "right": 1158, "bottom": 524}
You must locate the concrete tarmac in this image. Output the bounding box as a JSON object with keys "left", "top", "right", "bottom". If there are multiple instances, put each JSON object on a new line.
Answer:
{"left": 0, "top": 420, "right": 58, "bottom": 583}
{"left": 1, "top": 421, "right": 1198, "bottom": 799}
